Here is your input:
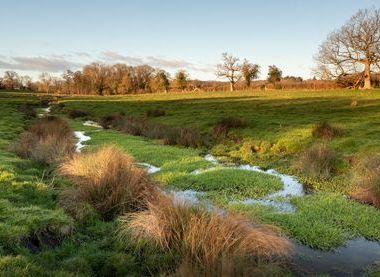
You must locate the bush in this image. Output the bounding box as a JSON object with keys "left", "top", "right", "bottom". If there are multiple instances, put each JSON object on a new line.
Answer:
{"left": 119, "top": 195, "right": 292, "bottom": 272}
{"left": 213, "top": 116, "right": 247, "bottom": 138}
{"left": 312, "top": 121, "right": 344, "bottom": 140}
{"left": 59, "top": 145, "right": 158, "bottom": 219}
{"left": 67, "top": 109, "right": 88, "bottom": 119}
{"left": 296, "top": 144, "right": 339, "bottom": 179}
{"left": 146, "top": 109, "right": 166, "bottom": 117}
{"left": 12, "top": 116, "right": 76, "bottom": 165}
{"left": 99, "top": 114, "right": 125, "bottom": 129}
{"left": 350, "top": 155, "right": 380, "bottom": 208}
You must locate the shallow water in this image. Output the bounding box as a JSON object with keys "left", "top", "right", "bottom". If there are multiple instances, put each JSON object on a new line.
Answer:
{"left": 294, "top": 237, "right": 380, "bottom": 276}
{"left": 74, "top": 131, "right": 91, "bottom": 152}
{"left": 203, "top": 154, "right": 305, "bottom": 212}
{"left": 83, "top": 120, "right": 103, "bottom": 128}
{"left": 38, "top": 106, "right": 51, "bottom": 118}
{"left": 74, "top": 126, "right": 380, "bottom": 274}
{"left": 137, "top": 162, "right": 161, "bottom": 174}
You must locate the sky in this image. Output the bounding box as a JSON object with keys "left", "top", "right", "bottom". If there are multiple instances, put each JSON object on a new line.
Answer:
{"left": 0, "top": 0, "right": 379, "bottom": 81}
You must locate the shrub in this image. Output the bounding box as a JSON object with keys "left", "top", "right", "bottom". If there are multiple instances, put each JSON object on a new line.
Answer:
{"left": 213, "top": 116, "right": 247, "bottom": 138}
{"left": 99, "top": 114, "right": 125, "bottom": 129}
{"left": 312, "top": 121, "right": 344, "bottom": 140}
{"left": 350, "top": 155, "right": 380, "bottom": 208}
{"left": 120, "top": 196, "right": 292, "bottom": 271}
{"left": 59, "top": 145, "right": 158, "bottom": 219}
{"left": 296, "top": 144, "right": 339, "bottom": 179}
{"left": 67, "top": 109, "right": 88, "bottom": 119}
{"left": 146, "top": 109, "right": 166, "bottom": 117}
{"left": 12, "top": 116, "right": 76, "bottom": 165}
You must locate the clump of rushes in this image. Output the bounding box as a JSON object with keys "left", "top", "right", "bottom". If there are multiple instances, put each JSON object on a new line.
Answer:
{"left": 350, "top": 155, "right": 380, "bottom": 208}
{"left": 146, "top": 109, "right": 166, "bottom": 117}
{"left": 12, "top": 116, "right": 76, "bottom": 165}
{"left": 59, "top": 145, "right": 159, "bottom": 220}
{"left": 312, "top": 121, "right": 344, "bottom": 140}
{"left": 99, "top": 113, "right": 125, "bottom": 129}
{"left": 67, "top": 109, "right": 88, "bottom": 119}
{"left": 98, "top": 114, "right": 206, "bottom": 148}
{"left": 296, "top": 143, "right": 339, "bottom": 179}
{"left": 213, "top": 116, "right": 247, "bottom": 138}
{"left": 18, "top": 103, "right": 37, "bottom": 119}
{"left": 119, "top": 195, "right": 292, "bottom": 273}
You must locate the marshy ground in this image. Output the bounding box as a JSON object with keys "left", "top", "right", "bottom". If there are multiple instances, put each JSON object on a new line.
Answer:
{"left": 1, "top": 90, "right": 380, "bottom": 276}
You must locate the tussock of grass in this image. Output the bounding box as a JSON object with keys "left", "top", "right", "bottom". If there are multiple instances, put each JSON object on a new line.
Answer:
{"left": 67, "top": 109, "right": 89, "bottom": 119}
{"left": 18, "top": 103, "right": 37, "bottom": 119}
{"left": 146, "top": 109, "right": 166, "bottom": 117}
{"left": 59, "top": 145, "right": 158, "bottom": 219}
{"left": 351, "top": 155, "right": 380, "bottom": 208}
{"left": 312, "top": 121, "right": 344, "bottom": 140}
{"left": 119, "top": 195, "right": 292, "bottom": 272}
{"left": 296, "top": 144, "right": 339, "bottom": 179}
{"left": 99, "top": 114, "right": 207, "bottom": 148}
{"left": 213, "top": 116, "right": 247, "bottom": 138}
{"left": 11, "top": 116, "right": 76, "bottom": 165}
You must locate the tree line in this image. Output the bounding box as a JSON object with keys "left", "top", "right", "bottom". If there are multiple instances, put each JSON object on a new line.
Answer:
{"left": 1, "top": 8, "right": 379, "bottom": 93}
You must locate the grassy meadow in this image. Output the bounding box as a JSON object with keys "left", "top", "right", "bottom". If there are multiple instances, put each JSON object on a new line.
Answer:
{"left": 1, "top": 89, "right": 380, "bottom": 276}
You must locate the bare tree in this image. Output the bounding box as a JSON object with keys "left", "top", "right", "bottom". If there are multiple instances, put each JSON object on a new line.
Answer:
{"left": 315, "top": 8, "right": 380, "bottom": 89}
{"left": 241, "top": 59, "right": 260, "bottom": 87}
{"left": 2, "top": 71, "right": 21, "bottom": 90}
{"left": 216, "top": 53, "right": 242, "bottom": 91}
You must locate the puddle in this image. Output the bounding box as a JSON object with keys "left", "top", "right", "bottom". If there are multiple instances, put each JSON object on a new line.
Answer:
{"left": 74, "top": 131, "right": 91, "bottom": 152}
{"left": 83, "top": 120, "right": 103, "bottom": 128}
{"left": 203, "top": 155, "right": 305, "bottom": 212}
{"left": 137, "top": 162, "right": 161, "bottom": 174}
{"left": 294, "top": 237, "right": 380, "bottom": 276}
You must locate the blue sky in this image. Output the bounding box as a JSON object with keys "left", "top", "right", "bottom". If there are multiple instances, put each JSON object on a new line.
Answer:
{"left": 0, "top": 0, "right": 378, "bottom": 80}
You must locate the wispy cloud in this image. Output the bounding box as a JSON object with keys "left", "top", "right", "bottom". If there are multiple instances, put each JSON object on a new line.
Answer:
{"left": 100, "top": 51, "right": 210, "bottom": 72}
{"left": 0, "top": 56, "right": 83, "bottom": 72}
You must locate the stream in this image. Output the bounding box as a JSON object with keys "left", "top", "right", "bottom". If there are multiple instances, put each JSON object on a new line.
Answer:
{"left": 72, "top": 118, "right": 380, "bottom": 276}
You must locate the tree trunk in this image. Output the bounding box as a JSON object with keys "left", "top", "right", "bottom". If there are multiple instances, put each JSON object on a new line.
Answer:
{"left": 363, "top": 62, "right": 371, "bottom": 89}
{"left": 230, "top": 82, "right": 234, "bottom": 92}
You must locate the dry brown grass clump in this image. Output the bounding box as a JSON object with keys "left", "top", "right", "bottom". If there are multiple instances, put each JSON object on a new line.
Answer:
{"left": 350, "top": 155, "right": 380, "bottom": 208}
{"left": 59, "top": 145, "right": 158, "bottom": 219}
{"left": 296, "top": 144, "right": 339, "bottom": 179}
{"left": 12, "top": 116, "right": 76, "bottom": 165}
{"left": 98, "top": 114, "right": 206, "bottom": 148}
{"left": 213, "top": 116, "right": 247, "bottom": 139}
{"left": 146, "top": 109, "right": 166, "bottom": 117}
{"left": 311, "top": 121, "right": 344, "bottom": 140}
{"left": 119, "top": 196, "right": 292, "bottom": 272}
{"left": 67, "top": 109, "right": 89, "bottom": 119}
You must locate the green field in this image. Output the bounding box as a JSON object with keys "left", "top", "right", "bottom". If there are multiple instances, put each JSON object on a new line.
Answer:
{"left": 1, "top": 90, "right": 380, "bottom": 276}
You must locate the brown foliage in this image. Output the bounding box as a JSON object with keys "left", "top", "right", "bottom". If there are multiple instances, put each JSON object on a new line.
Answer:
{"left": 12, "top": 116, "right": 75, "bottom": 165}
{"left": 312, "top": 121, "right": 344, "bottom": 140}
{"left": 146, "top": 109, "right": 166, "bottom": 117}
{"left": 120, "top": 196, "right": 292, "bottom": 271}
{"left": 213, "top": 116, "right": 247, "bottom": 138}
{"left": 296, "top": 144, "right": 339, "bottom": 179}
{"left": 350, "top": 155, "right": 380, "bottom": 208}
{"left": 59, "top": 145, "right": 158, "bottom": 219}
{"left": 67, "top": 109, "right": 89, "bottom": 119}
{"left": 98, "top": 114, "right": 206, "bottom": 148}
